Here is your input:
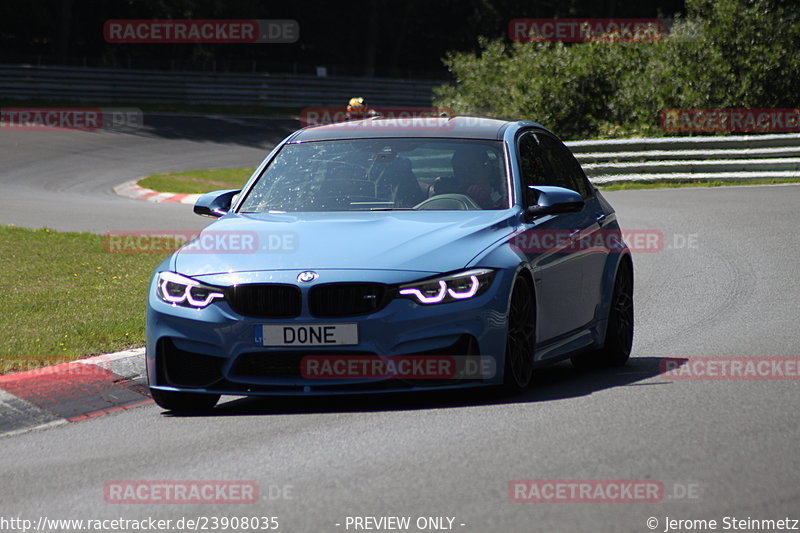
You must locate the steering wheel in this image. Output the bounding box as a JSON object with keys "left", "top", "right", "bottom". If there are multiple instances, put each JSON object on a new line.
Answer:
{"left": 413, "top": 194, "right": 482, "bottom": 210}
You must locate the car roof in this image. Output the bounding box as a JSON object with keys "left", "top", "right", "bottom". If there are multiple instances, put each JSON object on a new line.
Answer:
{"left": 290, "top": 115, "right": 544, "bottom": 142}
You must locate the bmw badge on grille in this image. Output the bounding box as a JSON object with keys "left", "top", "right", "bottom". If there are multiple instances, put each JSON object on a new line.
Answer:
{"left": 297, "top": 271, "right": 319, "bottom": 283}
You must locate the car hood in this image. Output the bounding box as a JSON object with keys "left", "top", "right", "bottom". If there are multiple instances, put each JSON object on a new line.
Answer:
{"left": 173, "top": 210, "right": 519, "bottom": 276}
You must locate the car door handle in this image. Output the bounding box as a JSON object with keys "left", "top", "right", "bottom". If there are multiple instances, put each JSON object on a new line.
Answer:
{"left": 595, "top": 213, "right": 606, "bottom": 224}
{"left": 569, "top": 229, "right": 581, "bottom": 240}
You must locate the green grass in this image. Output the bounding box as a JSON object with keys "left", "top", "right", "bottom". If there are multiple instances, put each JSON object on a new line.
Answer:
{"left": 0, "top": 226, "right": 171, "bottom": 373}
{"left": 596, "top": 178, "right": 800, "bottom": 191}
{"left": 138, "top": 167, "right": 256, "bottom": 194}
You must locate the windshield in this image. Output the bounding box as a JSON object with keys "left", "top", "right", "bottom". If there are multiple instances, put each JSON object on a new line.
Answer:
{"left": 237, "top": 139, "right": 509, "bottom": 213}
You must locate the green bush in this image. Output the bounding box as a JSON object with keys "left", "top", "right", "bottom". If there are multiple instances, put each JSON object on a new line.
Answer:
{"left": 434, "top": 0, "right": 800, "bottom": 139}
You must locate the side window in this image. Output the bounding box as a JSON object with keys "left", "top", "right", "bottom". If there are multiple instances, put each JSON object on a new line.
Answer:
{"left": 517, "top": 131, "right": 548, "bottom": 207}
{"left": 537, "top": 134, "right": 592, "bottom": 198}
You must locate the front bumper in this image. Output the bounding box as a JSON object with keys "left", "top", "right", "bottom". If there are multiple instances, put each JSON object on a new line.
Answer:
{"left": 146, "top": 269, "right": 513, "bottom": 396}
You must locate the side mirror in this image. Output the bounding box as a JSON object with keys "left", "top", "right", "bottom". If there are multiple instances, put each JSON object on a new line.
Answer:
{"left": 194, "top": 189, "right": 241, "bottom": 218}
{"left": 524, "top": 185, "right": 584, "bottom": 221}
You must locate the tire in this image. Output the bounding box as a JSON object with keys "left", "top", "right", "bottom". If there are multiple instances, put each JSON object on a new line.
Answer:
{"left": 502, "top": 275, "right": 536, "bottom": 393}
{"left": 572, "top": 260, "right": 634, "bottom": 369}
{"left": 150, "top": 388, "right": 220, "bottom": 412}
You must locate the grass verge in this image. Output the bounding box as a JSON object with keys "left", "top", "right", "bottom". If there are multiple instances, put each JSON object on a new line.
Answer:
{"left": 0, "top": 226, "right": 171, "bottom": 373}
{"left": 138, "top": 167, "right": 256, "bottom": 194}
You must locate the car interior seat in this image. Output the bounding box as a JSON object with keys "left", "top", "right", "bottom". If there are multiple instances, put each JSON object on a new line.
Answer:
{"left": 369, "top": 156, "right": 426, "bottom": 207}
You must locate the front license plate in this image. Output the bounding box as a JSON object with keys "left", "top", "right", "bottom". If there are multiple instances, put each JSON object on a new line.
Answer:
{"left": 257, "top": 324, "right": 359, "bottom": 347}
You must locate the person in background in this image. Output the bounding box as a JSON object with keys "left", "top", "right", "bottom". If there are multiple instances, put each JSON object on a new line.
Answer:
{"left": 345, "top": 97, "right": 378, "bottom": 120}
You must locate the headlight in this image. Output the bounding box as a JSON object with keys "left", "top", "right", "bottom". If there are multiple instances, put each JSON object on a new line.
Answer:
{"left": 398, "top": 269, "right": 495, "bottom": 305}
{"left": 156, "top": 271, "right": 224, "bottom": 309}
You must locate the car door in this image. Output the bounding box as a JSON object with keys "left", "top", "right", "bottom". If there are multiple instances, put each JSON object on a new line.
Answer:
{"left": 516, "top": 130, "right": 586, "bottom": 342}
{"left": 535, "top": 133, "right": 609, "bottom": 329}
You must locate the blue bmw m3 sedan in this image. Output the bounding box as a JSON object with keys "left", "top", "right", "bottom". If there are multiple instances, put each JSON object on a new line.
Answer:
{"left": 146, "top": 116, "right": 633, "bottom": 411}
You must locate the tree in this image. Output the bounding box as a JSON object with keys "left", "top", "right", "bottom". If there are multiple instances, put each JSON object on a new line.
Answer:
{"left": 434, "top": 0, "right": 800, "bottom": 139}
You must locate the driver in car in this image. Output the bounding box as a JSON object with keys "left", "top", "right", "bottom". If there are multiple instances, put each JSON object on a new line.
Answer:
{"left": 431, "top": 145, "right": 504, "bottom": 209}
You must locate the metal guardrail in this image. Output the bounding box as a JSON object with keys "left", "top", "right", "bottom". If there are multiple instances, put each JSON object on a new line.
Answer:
{"left": 0, "top": 64, "right": 442, "bottom": 108}
{"left": 568, "top": 134, "right": 800, "bottom": 183}
{"left": 568, "top": 133, "right": 800, "bottom": 152}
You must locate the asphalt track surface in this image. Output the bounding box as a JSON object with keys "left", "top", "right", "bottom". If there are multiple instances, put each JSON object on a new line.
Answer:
{"left": 1, "top": 115, "right": 798, "bottom": 532}
{"left": 0, "top": 114, "right": 297, "bottom": 232}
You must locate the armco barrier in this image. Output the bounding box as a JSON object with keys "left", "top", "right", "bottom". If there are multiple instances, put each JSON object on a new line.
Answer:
{"left": 567, "top": 134, "right": 800, "bottom": 184}
{"left": 0, "top": 64, "right": 440, "bottom": 108}
{"left": 3, "top": 66, "right": 797, "bottom": 186}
